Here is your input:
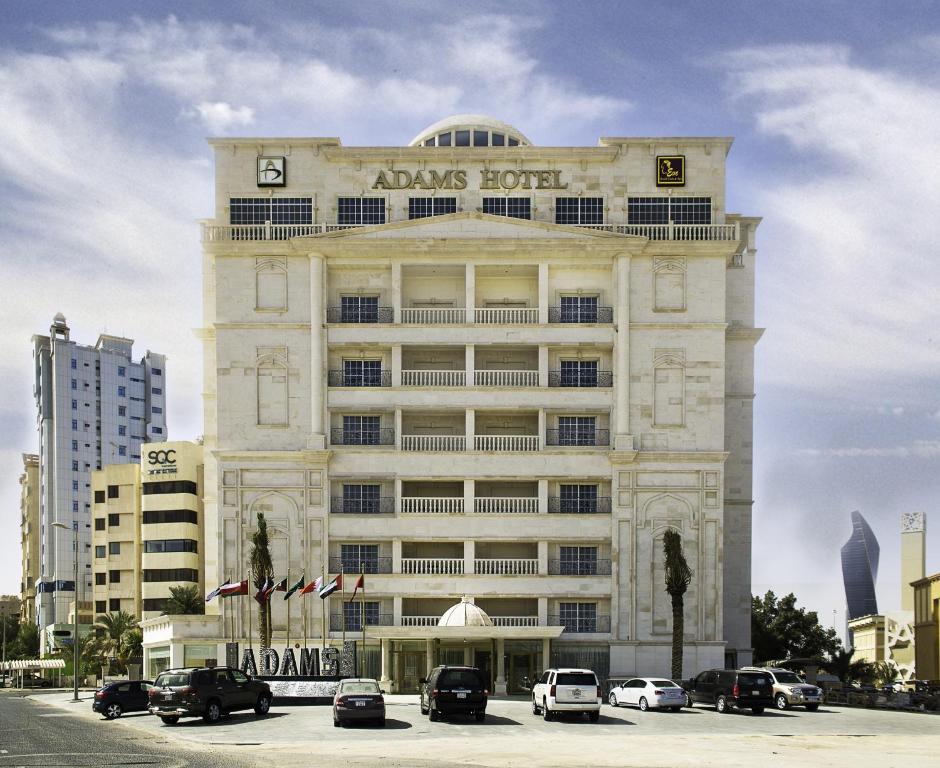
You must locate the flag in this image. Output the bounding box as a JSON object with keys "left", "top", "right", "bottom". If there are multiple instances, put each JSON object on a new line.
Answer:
{"left": 254, "top": 577, "right": 272, "bottom": 604}
{"left": 349, "top": 574, "right": 364, "bottom": 603}
{"left": 300, "top": 575, "right": 322, "bottom": 596}
{"left": 274, "top": 577, "right": 288, "bottom": 592}
{"left": 265, "top": 577, "right": 287, "bottom": 600}
{"left": 318, "top": 573, "right": 342, "bottom": 599}
{"left": 219, "top": 579, "right": 248, "bottom": 597}
{"left": 284, "top": 574, "right": 305, "bottom": 600}
{"left": 205, "top": 585, "right": 222, "bottom": 602}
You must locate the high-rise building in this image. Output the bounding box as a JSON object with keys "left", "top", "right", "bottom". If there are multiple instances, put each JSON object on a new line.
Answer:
{"left": 19, "top": 454, "right": 40, "bottom": 624}
{"left": 32, "top": 313, "right": 167, "bottom": 629}
{"left": 841, "top": 510, "right": 880, "bottom": 637}
{"left": 144, "top": 115, "right": 762, "bottom": 685}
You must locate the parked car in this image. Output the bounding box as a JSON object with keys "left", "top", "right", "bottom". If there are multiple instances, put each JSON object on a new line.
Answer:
{"left": 608, "top": 677, "right": 686, "bottom": 711}
{"left": 531, "top": 668, "right": 601, "bottom": 722}
{"left": 333, "top": 678, "right": 386, "bottom": 727}
{"left": 147, "top": 666, "right": 272, "bottom": 724}
{"left": 742, "top": 667, "right": 822, "bottom": 711}
{"left": 420, "top": 666, "right": 487, "bottom": 722}
{"left": 18, "top": 674, "right": 53, "bottom": 688}
{"left": 93, "top": 680, "right": 154, "bottom": 719}
{"left": 683, "top": 669, "right": 774, "bottom": 714}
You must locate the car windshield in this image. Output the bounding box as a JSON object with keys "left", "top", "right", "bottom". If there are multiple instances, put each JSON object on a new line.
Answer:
{"left": 439, "top": 670, "right": 483, "bottom": 688}
{"left": 556, "top": 673, "right": 597, "bottom": 686}
{"left": 774, "top": 672, "right": 802, "bottom": 684}
{"left": 341, "top": 681, "right": 380, "bottom": 694}
{"left": 651, "top": 680, "right": 678, "bottom": 687}
{"left": 739, "top": 673, "right": 770, "bottom": 685}
{"left": 155, "top": 672, "right": 190, "bottom": 687}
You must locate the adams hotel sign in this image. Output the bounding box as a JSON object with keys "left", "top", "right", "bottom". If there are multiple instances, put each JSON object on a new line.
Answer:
{"left": 371, "top": 168, "right": 568, "bottom": 191}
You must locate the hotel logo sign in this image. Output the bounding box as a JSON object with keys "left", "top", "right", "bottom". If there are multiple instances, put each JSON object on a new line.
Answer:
{"left": 656, "top": 155, "right": 685, "bottom": 186}
{"left": 257, "top": 156, "right": 286, "bottom": 187}
{"left": 146, "top": 448, "right": 178, "bottom": 476}
{"left": 372, "top": 168, "right": 567, "bottom": 191}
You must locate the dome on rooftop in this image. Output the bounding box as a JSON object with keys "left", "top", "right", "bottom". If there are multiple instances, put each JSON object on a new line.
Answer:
{"left": 410, "top": 115, "right": 532, "bottom": 148}
{"left": 53, "top": 312, "right": 66, "bottom": 324}
{"left": 438, "top": 596, "right": 494, "bottom": 627}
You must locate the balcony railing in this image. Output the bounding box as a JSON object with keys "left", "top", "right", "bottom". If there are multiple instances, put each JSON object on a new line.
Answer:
{"left": 492, "top": 616, "right": 540, "bottom": 627}
{"left": 474, "top": 307, "right": 538, "bottom": 324}
{"left": 545, "top": 429, "right": 610, "bottom": 447}
{"left": 330, "top": 428, "right": 395, "bottom": 446}
{"left": 330, "top": 496, "right": 395, "bottom": 515}
{"left": 326, "top": 306, "right": 394, "bottom": 324}
{"left": 401, "top": 370, "right": 466, "bottom": 387}
{"left": 328, "top": 370, "right": 391, "bottom": 387}
{"left": 547, "top": 614, "right": 611, "bottom": 633}
{"left": 547, "top": 497, "right": 612, "bottom": 514}
{"left": 473, "top": 497, "right": 539, "bottom": 514}
{"left": 548, "top": 306, "right": 614, "bottom": 324}
{"left": 474, "top": 370, "right": 539, "bottom": 387}
{"left": 329, "top": 557, "right": 393, "bottom": 574}
{"left": 548, "top": 371, "right": 613, "bottom": 388}
{"left": 400, "top": 307, "right": 466, "bottom": 324}
{"left": 474, "top": 558, "right": 539, "bottom": 575}
{"left": 401, "top": 434, "right": 466, "bottom": 452}
{"left": 401, "top": 558, "right": 464, "bottom": 575}
{"left": 401, "top": 497, "right": 464, "bottom": 514}
{"left": 474, "top": 434, "right": 539, "bottom": 452}
{"left": 576, "top": 222, "right": 739, "bottom": 241}
{"left": 330, "top": 613, "right": 394, "bottom": 632}
{"left": 202, "top": 223, "right": 325, "bottom": 241}
{"left": 547, "top": 559, "right": 613, "bottom": 576}
{"left": 401, "top": 615, "right": 440, "bottom": 627}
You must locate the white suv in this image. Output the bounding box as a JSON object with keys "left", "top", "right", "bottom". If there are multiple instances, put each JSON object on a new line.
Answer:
{"left": 531, "top": 668, "right": 601, "bottom": 722}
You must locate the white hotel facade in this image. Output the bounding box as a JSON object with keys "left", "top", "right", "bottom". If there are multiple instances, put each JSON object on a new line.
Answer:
{"left": 145, "top": 116, "right": 761, "bottom": 691}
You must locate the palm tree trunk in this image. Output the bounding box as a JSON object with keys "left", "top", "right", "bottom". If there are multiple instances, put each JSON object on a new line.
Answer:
{"left": 671, "top": 593, "right": 684, "bottom": 680}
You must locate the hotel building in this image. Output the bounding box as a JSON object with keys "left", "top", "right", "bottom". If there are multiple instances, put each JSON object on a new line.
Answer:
{"left": 144, "top": 115, "right": 762, "bottom": 688}
{"left": 19, "top": 454, "right": 40, "bottom": 624}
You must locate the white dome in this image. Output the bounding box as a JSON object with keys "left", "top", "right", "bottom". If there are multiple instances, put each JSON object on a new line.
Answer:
{"left": 410, "top": 114, "right": 532, "bottom": 147}
{"left": 53, "top": 312, "right": 67, "bottom": 324}
{"left": 438, "top": 596, "right": 494, "bottom": 627}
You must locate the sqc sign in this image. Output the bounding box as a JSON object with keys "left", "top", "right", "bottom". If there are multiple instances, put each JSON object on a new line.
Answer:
{"left": 146, "top": 448, "right": 178, "bottom": 476}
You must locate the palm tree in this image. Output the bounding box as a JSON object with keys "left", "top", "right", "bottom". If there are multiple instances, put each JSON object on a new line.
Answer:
{"left": 824, "top": 647, "right": 875, "bottom": 684}
{"left": 163, "top": 584, "right": 204, "bottom": 616}
{"left": 122, "top": 628, "right": 143, "bottom": 666}
{"left": 663, "top": 528, "right": 693, "bottom": 680}
{"left": 249, "top": 512, "right": 274, "bottom": 648}
{"left": 93, "top": 610, "right": 138, "bottom": 672}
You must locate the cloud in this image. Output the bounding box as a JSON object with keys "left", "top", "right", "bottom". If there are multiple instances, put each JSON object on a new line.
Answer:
{"left": 194, "top": 102, "right": 255, "bottom": 132}
{"left": 793, "top": 440, "right": 940, "bottom": 458}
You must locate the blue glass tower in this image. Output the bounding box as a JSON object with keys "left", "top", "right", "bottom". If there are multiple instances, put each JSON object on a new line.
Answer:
{"left": 841, "top": 510, "right": 879, "bottom": 644}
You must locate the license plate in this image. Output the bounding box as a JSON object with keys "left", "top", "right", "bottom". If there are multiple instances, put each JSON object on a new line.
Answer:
{"left": 457, "top": 692, "right": 467, "bottom": 699}
{"left": 573, "top": 689, "right": 582, "bottom": 698}
{"left": 163, "top": 692, "right": 173, "bottom": 699}
{"left": 752, "top": 691, "right": 760, "bottom": 696}
{"left": 355, "top": 701, "right": 366, "bottom": 707}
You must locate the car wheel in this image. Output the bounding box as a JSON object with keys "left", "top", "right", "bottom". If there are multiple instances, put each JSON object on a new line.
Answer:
{"left": 333, "top": 718, "right": 341, "bottom": 728}
{"left": 161, "top": 716, "right": 179, "bottom": 725}
{"left": 775, "top": 693, "right": 789, "bottom": 710}
{"left": 104, "top": 702, "right": 123, "bottom": 720}
{"left": 716, "top": 695, "right": 729, "bottom": 713}
{"left": 588, "top": 710, "right": 599, "bottom": 723}
{"left": 752, "top": 706, "right": 764, "bottom": 715}
{"left": 608, "top": 692, "right": 618, "bottom": 707}
{"left": 671, "top": 707, "right": 682, "bottom": 712}
{"left": 805, "top": 704, "right": 819, "bottom": 712}
{"left": 532, "top": 696, "right": 541, "bottom": 715}
{"left": 377, "top": 718, "right": 386, "bottom": 727}
{"left": 475, "top": 710, "right": 485, "bottom": 722}
{"left": 429, "top": 705, "right": 440, "bottom": 722}
{"left": 639, "top": 697, "right": 649, "bottom": 712}
{"left": 685, "top": 693, "right": 694, "bottom": 708}
{"left": 254, "top": 694, "right": 271, "bottom": 716}
{"left": 203, "top": 699, "right": 222, "bottom": 724}
{"left": 542, "top": 699, "right": 553, "bottom": 721}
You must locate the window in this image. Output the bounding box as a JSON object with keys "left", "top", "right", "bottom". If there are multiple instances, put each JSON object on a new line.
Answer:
{"left": 143, "top": 480, "right": 199, "bottom": 496}
{"left": 343, "top": 601, "right": 379, "bottom": 632}
{"left": 108, "top": 513, "right": 119, "bottom": 527}
{"left": 118, "top": 366, "right": 125, "bottom": 377}
{"left": 152, "top": 388, "right": 162, "bottom": 395}
{"left": 72, "top": 460, "right": 79, "bottom": 471}
{"left": 118, "top": 386, "right": 126, "bottom": 397}
{"left": 257, "top": 359, "right": 288, "bottom": 426}
{"left": 94, "top": 490, "right": 105, "bottom": 503}
{"left": 70, "top": 359, "right": 77, "bottom": 369}
{"left": 118, "top": 445, "right": 127, "bottom": 456}
{"left": 341, "top": 484, "right": 381, "bottom": 513}
{"left": 559, "top": 546, "right": 598, "bottom": 575}
{"left": 143, "top": 568, "right": 199, "bottom": 583}
{"left": 256, "top": 257, "right": 287, "bottom": 310}
{"left": 559, "top": 602, "right": 597, "bottom": 633}
{"left": 408, "top": 197, "right": 457, "bottom": 219}
{"left": 473, "top": 129, "right": 488, "bottom": 146}
{"left": 118, "top": 405, "right": 126, "bottom": 416}
{"left": 71, "top": 399, "right": 77, "bottom": 410}
{"left": 153, "top": 427, "right": 163, "bottom": 434}
{"left": 72, "top": 501, "right": 78, "bottom": 513}
{"left": 342, "top": 415, "right": 381, "bottom": 445}
{"left": 653, "top": 257, "right": 687, "bottom": 312}
{"left": 107, "top": 485, "right": 119, "bottom": 499}
{"left": 559, "top": 484, "right": 598, "bottom": 513}
{"left": 654, "top": 353, "right": 685, "bottom": 426}
{"left": 95, "top": 600, "right": 106, "bottom": 614}
{"left": 71, "top": 439, "right": 78, "bottom": 450}
{"left": 337, "top": 197, "right": 385, "bottom": 225}
{"left": 118, "top": 425, "right": 126, "bottom": 436}
{"left": 559, "top": 295, "right": 598, "bottom": 323}
{"left": 482, "top": 197, "right": 531, "bottom": 219}
{"left": 109, "top": 598, "right": 121, "bottom": 612}
{"left": 95, "top": 546, "right": 105, "bottom": 558}
{"left": 340, "top": 295, "right": 380, "bottom": 323}
{"left": 455, "top": 129, "right": 470, "bottom": 146}
{"left": 558, "top": 416, "right": 596, "bottom": 446}
{"left": 560, "top": 360, "right": 598, "bottom": 388}
{"left": 142, "top": 508, "right": 198, "bottom": 524}
{"left": 108, "top": 542, "right": 121, "bottom": 555}
{"left": 152, "top": 406, "right": 162, "bottom": 414}
{"left": 71, "top": 379, "right": 77, "bottom": 390}
{"left": 340, "top": 544, "right": 379, "bottom": 574}
{"left": 94, "top": 518, "right": 105, "bottom": 531}
{"left": 144, "top": 539, "right": 198, "bottom": 553}
{"left": 152, "top": 368, "right": 162, "bottom": 376}
{"left": 94, "top": 572, "right": 106, "bottom": 586}
{"left": 72, "top": 480, "right": 79, "bottom": 491}
{"left": 627, "top": 197, "right": 711, "bottom": 225}
{"left": 72, "top": 419, "right": 78, "bottom": 430}
{"left": 555, "top": 197, "right": 603, "bottom": 225}
{"left": 342, "top": 359, "right": 383, "bottom": 387}
{"left": 109, "top": 570, "right": 120, "bottom": 583}
{"left": 229, "top": 197, "right": 312, "bottom": 226}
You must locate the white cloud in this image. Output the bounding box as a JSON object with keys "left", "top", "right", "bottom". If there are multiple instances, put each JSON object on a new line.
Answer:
{"left": 793, "top": 440, "right": 940, "bottom": 458}
{"left": 194, "top": 102, "right": 255, "bottom": 132}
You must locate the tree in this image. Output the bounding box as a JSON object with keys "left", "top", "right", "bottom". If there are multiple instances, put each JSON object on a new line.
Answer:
{"left": 249, "top": 512, "right": 274, "bottom": 648}
{"left": 9, "top": 621, "right": 39, "bottom": 659}
{"left": 751, "top": 591, "right": 842, "bottom": 663}
{"left": 824, "top": 647, "right": 875, "bottom": 684}
{"left": 163, "top": 584, "right": 204, "bottom": 616}
{"left": 871, "top": 660, "right": 897, "bottom": 687}
{"left": 663, "top": 529, "right": 693, "bottom": 680}
{"left": 93, "top": 611, "right": 138, "bottom": 672}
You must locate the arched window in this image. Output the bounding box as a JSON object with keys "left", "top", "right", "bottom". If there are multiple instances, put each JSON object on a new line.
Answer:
{"left": 255, "top": 257, "right": 287, "bottom": 311}
{"left": 653, "top": 257, "right": 686, "bottom": 312}
{"left": 653, "top": 350, "right": 685, "bottom": 427}
{"left": 257, "top": 351, "right": 289, "bottom": 426}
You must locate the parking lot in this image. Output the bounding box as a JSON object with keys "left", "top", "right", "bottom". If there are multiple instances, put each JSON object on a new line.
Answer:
{"left": 27, "top": 691, "right": 940, "bottom": 768}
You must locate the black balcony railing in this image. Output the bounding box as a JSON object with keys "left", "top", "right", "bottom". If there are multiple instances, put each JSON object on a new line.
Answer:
{"left": 328, "top": 557, "right": 393, "bottom": 574}
{"left": 330, "top": 428, "right": 395, "bottom": 446}
{"left": 547, "top": 497, "right": 612, "bottom": 514}
{"left": 327, "top": 306, "right": 394, "bottom": 324}
{"left": 547, "top": 614, "right": 611, "bottom": 633}
{"left": 328, "top": 370, "right": 391, "bottom": 387}
{"left": 545, "top": 429, "right": 610, "bottom": 447}
{"left": 547, "top": 559, "right": 612, "bottom": 576}
{"left": 548, "top": 306, "right": 613, "bottom": 324}
{"left": 330, "top": 496, "right": 395, "bottom": 515}
{"left": 548, "top": 371, "right": 613, "bottom": 388}
{"left": 330, "top": 613, "right": 394, "bottom": 632}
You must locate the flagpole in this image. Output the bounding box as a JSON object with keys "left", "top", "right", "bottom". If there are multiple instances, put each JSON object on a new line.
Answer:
{"left": 248, "top": 580, "right": 252, "bottom": 652}
{"left": 360, "top": 573, "right": 365, "bottom": 677}
{"left": 285, "top": 568, "right": 290, "bottom": 651}
{"left": 302, "top": 590, "right": 307, "bottom": 650}
{"left": 320, "top": 561, "right": 326, "bottom": 654}
{"left": 341, "top": 566, "right": 346, "bottom": 647}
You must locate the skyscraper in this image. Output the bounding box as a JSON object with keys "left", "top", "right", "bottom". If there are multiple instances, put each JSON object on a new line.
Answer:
{"left": 32, "top": 313, "right": 167, "bottom": 629}
{"left": 841, "top": 510, "right": 879, "bottom": 643}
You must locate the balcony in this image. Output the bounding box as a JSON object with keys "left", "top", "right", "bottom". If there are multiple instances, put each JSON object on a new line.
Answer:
{"left": 401, "top": 615, "right": 441, "bottom": 627}
{"left": 330, "top": 428, "right": 395, "bottom": 446}
{"left": 400, "top": 497, "right": 464, "bottom": 514}
{"left": 474, "top": 370, "right": 538, "bottom": 387}
{"left": 401, "top": 558, "right": 465, "bottom": 575}
{"left": 329, "top": 557, "right": 393, "bottom": 573}
{"left": 575, "top": 222, "right": 739, "bottom": 241}
{"left": 330, "top": 497, "right": 395, "bottom": 515}
{"left": 474, "top": 558, "right": 539, "bottom": 575}
{"left": 401, "top": 370, "right": 466, "bottom": 387}
{"left": 474, "top": 307, "right": 538, "bottom": 324}
{"left": 327, "top": 306, "right": 394, "bottom": 324}
{"left": 545, "top": 429, "right": 610, "bottom": 448}
{"left": 474, "top": 435, "right": 539, "bottom": 452}
{"left": 473, "top": 497, "right": 539, "bottom": 514}
{"left": 401, "top": 434, "right": 467, "bottom": 451}
{"left": 547, "top": 497, "right": 612, "bottom": 514}
{"left": 548, "top": 306, "right": 614, "bottom": 324}
{"left": 401, "top": 307, "right": 465, "bottom": 324}
{"left": 202, "top": 223, "right": 325, "bottom": 241}
{"left": 328, "top": 370, "right": 391, "bottom": 387}
{"left": 330, "top": 613, "right": 394, "bottom": 632}
{"left": 492, "top": 616, "right": 540, "bottom": 627}
{"left": 548, "top": 370, "right": 613, "bottom": 388}
{"left": 547, "top": 615, "right": 611, "bottom": 633}
{"left": 547, "top": 559, "right": 612, "bottom": 576}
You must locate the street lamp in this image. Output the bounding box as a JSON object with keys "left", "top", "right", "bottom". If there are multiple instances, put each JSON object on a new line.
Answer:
{"left": 51, "top": 521, "right": 80, "bottom": 702}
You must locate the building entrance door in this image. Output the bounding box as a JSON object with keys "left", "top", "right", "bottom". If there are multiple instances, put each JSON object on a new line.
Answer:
{"left": 401, "top": 652, "right": 423, "bottom": 693}
{"left": 508, "top": 652, "right": 537, "bottom": 694}
{"left": 474, "top": 650, "right": 492, "bottom": 690}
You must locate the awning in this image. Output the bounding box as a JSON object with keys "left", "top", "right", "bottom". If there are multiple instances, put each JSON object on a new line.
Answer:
{"left": 1, "top": 659, "right": 66, "bottom": 671}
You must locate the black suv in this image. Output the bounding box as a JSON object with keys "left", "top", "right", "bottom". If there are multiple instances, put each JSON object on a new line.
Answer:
{"left": 93, "top": 680, "right": 154, "bottom": 719}
{"left": 684, "top": 669, "right": 774, "bottom": 714}
{"left": 148, "top": 666, "right": 272, "bottom": 724}
{"left": 420, "top": 666, "right": 487, "bottom": 722}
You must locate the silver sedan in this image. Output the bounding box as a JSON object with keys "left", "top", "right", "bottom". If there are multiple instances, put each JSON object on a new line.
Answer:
{"left": 608, "top": 678, "right": 687, "bottom": 711}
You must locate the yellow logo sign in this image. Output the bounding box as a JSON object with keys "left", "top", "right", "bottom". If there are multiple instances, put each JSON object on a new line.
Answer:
{"left": 656, "top": 156, "right": 685, "bottom": 186}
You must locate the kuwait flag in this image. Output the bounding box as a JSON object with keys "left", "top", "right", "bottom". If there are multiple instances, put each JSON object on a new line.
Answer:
{"left": 219, "top": 579, "right": 248, "bottom": 597}
{"left": 349, "top": 574, "right": 364, "bottom": 603}
{"left": 318, "top": 574, "right": 342, "bottom": 599}
{"left": 300, "top": 575, "right": 322, "bottom": 596}
{"left": 268, "top": 577, "right": 288, "bottom": 599}
{"left": 254, "top": 576, "right": 272, "bottom": 604}
{"left": 205, "top": 585, "right": 222, "bottom": 602}
{"left": 284, "top": 575, "right": 305, "bottom": 600}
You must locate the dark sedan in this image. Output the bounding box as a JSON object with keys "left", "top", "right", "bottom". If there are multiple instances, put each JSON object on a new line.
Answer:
{"left": 333, "top": 678, "right": 386, "bottom": 727}
{"left": 93, "top": 680, "right": 154, "bottom": 719}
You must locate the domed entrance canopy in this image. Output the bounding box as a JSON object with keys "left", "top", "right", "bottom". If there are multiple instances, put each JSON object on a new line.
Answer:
{"left": 438, "top": 596, "right": 494, "bottom": 627}
{"left": 409, "top": 115, "right": 532, "bottom": 148}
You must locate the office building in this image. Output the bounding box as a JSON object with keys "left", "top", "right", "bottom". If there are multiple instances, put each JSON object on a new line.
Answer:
{"left": 912, "top": 570, "right": 940, "bottom": 681}
{"left": 841, "top": 510, "right": 879, "bottom": 644}
{"left": 19, "top": 454, "right": 40, "bottom": 624}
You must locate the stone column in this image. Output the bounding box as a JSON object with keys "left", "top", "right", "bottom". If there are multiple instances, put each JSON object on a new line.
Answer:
{"left": 464, "top": 479, "right": 475, "bottom": 516}
{"left": 308, "top": 253, "right": 326, "bottom": 449}
{"left": 391, "top": 262, "right": 402, "bottom": 324}
{"left": 538, "top": 263, "right": 549, "bottom": 324}
{"left": 495, "top": 638, "right": 507, "bottom": 695}
{"left": 538, "top": 408, "right": 546, "bottom": 450}
{"left": 542, "top": 637, "right": 552, "bottom": 670}
{"left": 380, "top": 638, "right": 391, "bottom": 688}
{"left": 392, "top": 594, "right": 402, "bottom": 625}
{"left": 465, "top": 344, "right": 475, "bottom": 387}
{"left": 391, "top": 345, "right": 402, "bottom": 387}
{"left": 465, "top": 263, "right": 476, "bottom": 323}
{"left": 538, "top": 345, "right": 549, "bottom": 388}
{"left": 464, "top": 645, "right": 473, "bottom": 666}
{"left": 538, "top": 598, "right": 548, "bottom": 628}
{"left": 538, "top": 540, "right": 548, "bottom": 575}
{"left": 425, "top": 638, "right": 435, "bottom": 676}
{"left": 394, "top": 408, "right": 402, "bottom": 450}
{"left": 614, "top": 253, "right": 631, "bottom": 449}
{"left": 392, "top": 540, "right": 402, "bottom": 574}
{"left": 466, "top": 409, "right": 475, "bottom": 451}
{"left": 464, "top": 540, "right": 475, "bottom": 575}
{"left": 538, "top": 479, "right": 548, "bottom": 514}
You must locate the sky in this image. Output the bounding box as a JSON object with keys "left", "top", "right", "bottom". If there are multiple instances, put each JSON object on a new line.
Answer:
{"left": 1, "top": 1, "right": 938, "bottom": 643}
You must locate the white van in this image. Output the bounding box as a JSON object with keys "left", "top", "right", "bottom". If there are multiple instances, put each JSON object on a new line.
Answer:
{"left": 531, "top": 668, "right": 601, "bottom": 722}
